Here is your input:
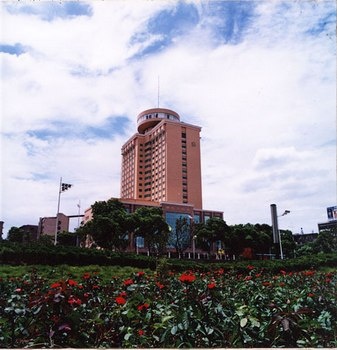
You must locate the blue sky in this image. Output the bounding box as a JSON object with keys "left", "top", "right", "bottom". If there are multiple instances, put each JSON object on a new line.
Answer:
{"left": 0, "top": 0, "right": 336, "bottom": 235}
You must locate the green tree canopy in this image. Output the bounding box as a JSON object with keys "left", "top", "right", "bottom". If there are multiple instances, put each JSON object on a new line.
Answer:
{"left": 312, "top": 231, "right": 337, "bottom": 254}
{"left": 77, "top": 199, "right": 134, "bottom": 251}
{"left": 228, "top": 224, "right": 275, "bottom": 257}
{"left": 280, "top": 230, "right": 296, "bottom": 258}
{"left": 195, "top": 217, "right": 230, "bottom": 254}
{"left": 168, "top": 216, "right": 191, "bottom": 257}
{"left": 7, "top": 227, "right": 30, "bottom": 243}
{"left": 132, "top": 207, "right": 169, "bottom": 256}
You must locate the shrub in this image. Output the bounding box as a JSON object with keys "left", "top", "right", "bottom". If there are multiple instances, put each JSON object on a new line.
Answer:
{"left": 0, "top": 267, "right": 336, "bottom": 347}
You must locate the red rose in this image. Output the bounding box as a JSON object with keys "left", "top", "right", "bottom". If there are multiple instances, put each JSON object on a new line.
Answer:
{"left": 156, "top": 282, "right": 164, "bottom": 289}
{"left": 68, "top": 296, "right": 82, "bottom": 305}
{"left": 116, "top": 296, "right": 126, "bottom": 305}
{"left": 207, "top": 283, "right": 216, "bottom": 289}
{"left": 179, "top": 273, "right": 196, "bottom": 283}
{"left": 123, "top": 279, "right": 134, "bottom": 286}
{"left": 68, "top": 279, "right": 78, "bottom": 286}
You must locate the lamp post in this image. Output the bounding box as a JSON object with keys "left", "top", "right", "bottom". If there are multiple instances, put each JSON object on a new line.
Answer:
{"left": 278, "top": 210, "right": 290, "bottom": 260}
{"left": 188, "top": 215, "right": 196, "bottom": 259}
{"left": 192, "top": 235, "right": 197, "bottom": 259}
{"left": 270, "top": 204, "right": 290, "bottom": 260}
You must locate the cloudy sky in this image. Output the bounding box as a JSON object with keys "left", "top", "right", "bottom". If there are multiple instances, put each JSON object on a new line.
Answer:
{"left": 1, "top": 0, "right": 336, "bottom": 236}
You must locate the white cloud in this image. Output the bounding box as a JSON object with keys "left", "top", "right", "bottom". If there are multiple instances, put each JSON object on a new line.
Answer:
{"left": 0, "top": 0, "right": 335, "bottom": 236}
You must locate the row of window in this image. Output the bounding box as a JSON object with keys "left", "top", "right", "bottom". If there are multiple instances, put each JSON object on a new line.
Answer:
{"left": 138, "top": 113, "right": 179, "bottom": 124}
{"left": 181, "top": 129, "right": 188, "bottom": 203}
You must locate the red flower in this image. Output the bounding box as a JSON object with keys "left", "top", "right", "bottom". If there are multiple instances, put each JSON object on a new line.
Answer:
{"left": 138, "top": 329, "right": 145, "bottom": 336}
{"left": 207, "top": 283, "right": 216, "bottom": 289}
{"left": 244, "top": 276, "right": 252, "bottom": 281}
{"left": 83, "top": 273, "right": 91, "bottom": 279}
{"left": 308, "top": 293, "right": 315, "bottom": 297}
{"left": 280, "top": 270, "right": 287, "bottom": 275}
{"left": 262, "top": 281, "right": 271, "bottom": 287}
{"left": 123, "top": 279, "right": 134, "bottom": 286}
{"left": 303, "top": 270, "right": 315, "bottom": 276}
{"left": 156, "top": 282, "right": 164, "bottom": 289}
{"left": 137, "top": 271, "right": 145, "bottom": 277}
{"left": 137, "top": 303, "right": 150, "bottom": 311}
{"left": 179, "top": 273, "right": 196, "bottom": 283}
{"left": 50, "top": 282, "right": 61, "bottom": 289}
{"left": 116, "top": 296, "right": 126, "bottom": 305}
{"left": 119, "top": 291, "right": 127, "bottom": 297}
{"left": 68, "top": 296, "right": 82, "bottom": 306}
{"left": 68, "top": 279, "right": 78, "bottom": 286}
{"left": 247, "top": 265, "right": 254, "bottom": 270}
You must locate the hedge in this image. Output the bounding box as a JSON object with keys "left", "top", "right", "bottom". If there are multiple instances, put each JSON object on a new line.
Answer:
{"left": 0, "top": 241, "right": 336, "bottom": 273}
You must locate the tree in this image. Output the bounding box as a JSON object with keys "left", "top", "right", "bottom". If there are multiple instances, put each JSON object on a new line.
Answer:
{"left": 253, "top": 224, "right": 273, "bottom": 255}
{"left": 280, "top": 230, "right": 296, "bottom": 258}
{"left": 77, "top": 199, "right": 133, "bottom": 251}
{"left": 195, "top": 217, "right": 230, "bottom": 254}
{"left": 37, "top": 234, "right": 53, "bottom": 246}
{"left": 7, "top": 227, "right": 30, "bottom": 243}
{"left": 132, "top": 207, "right": 169, "bottom": 256}
{"left": 312, "top": 231, "right": 337, "bottom": 253}
{"left": 57, "top": 231, "right": 77, "bottom": 246}
{"left": 168, "top": 216, "right": 191, "bottom": 258}
{"left": 228, "top": 224, "right": 250, "bottom": 257}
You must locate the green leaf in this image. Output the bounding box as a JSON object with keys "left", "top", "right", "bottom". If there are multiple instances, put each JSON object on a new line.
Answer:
{"left": 171, "top": 325, "right": 178, "bottom": 335}
{"left": 248, "top": 316, "right": 261, "bottom": 328}
{"left": 124, "top": 333, "right": 132, "bottom": 341}
{"left": 240, "top": 317, "right": 248, "bottom": 328}
{"left": 162, "top": 315, "right": 174, "bottom": 323}
{"left": 14, "top": 308, "right": 24, "bottom": 315}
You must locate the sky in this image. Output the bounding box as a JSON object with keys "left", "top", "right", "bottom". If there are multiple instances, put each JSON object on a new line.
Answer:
{"left": 0, "top": 0, "right": 336, "bottom": 237}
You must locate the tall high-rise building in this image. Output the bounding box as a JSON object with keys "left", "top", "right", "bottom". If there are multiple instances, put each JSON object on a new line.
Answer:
{"left": 83, "top": 107, "right": 223, "bottom": 257}
{"left": 120, "top": 108, "right": 202, "bottom": 209}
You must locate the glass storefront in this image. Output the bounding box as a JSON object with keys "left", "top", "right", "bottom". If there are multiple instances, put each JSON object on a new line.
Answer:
{"left": 166, "top": 212, "right": 192, "bottom": 249}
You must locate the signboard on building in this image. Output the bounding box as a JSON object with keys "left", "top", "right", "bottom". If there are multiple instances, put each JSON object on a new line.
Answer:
{"left": 327, "top": 206, "right": 337, "bottom": 220}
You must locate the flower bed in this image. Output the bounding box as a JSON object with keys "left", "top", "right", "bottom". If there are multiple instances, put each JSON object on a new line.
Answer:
{"left": 0, "top": 266, "right": 336, "bottom": 348}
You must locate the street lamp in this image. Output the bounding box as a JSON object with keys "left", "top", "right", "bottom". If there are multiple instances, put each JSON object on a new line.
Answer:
{"left": 278, "top": 210, "right": 290, "bottom": 260}
{"left": 270, "top": 204, "right": 290, "bottom": 260}
{"left": 192, "top": 235, "right": 197, "bottom": 259}
{"left": 188, "top": 215, "right": 196, "bottom": 259}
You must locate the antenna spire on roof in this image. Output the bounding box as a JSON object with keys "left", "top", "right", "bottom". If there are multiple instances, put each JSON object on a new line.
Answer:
{"left": 157, "top": 75, "right": 160, "bottom": 108}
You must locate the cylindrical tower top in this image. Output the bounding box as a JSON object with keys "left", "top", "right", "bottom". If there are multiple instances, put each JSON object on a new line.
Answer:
{"left": 137, "top": 108, "right": 180, "bottom": 134}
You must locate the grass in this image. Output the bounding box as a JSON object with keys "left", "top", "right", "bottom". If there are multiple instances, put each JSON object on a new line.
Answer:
{"left": 1, "top": 263, "right": 336, "bottom": 284}
{"left": 0, "top": 264, "right": 152, "bottom": 283}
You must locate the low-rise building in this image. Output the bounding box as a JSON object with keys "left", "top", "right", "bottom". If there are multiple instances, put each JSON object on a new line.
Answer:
{"left": 38, "top": 213, "right": 69, "bottom": 237}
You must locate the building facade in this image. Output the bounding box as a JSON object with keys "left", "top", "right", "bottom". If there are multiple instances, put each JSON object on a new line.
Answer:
{"left": 83, "top": 107, "right": 223, "bottom": 256}
{"left": 38, "top": 213, "right": 69, "bottom": 237}
{"left": 121, "top": 108, "right": 202, "bottom": 209}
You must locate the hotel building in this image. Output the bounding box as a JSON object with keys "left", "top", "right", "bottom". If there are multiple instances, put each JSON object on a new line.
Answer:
{"left": 121, "top": 108, "right": 202, "bottom": 208}
{"left": 83, "top": 107, "right": 223, "bottom": 255}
